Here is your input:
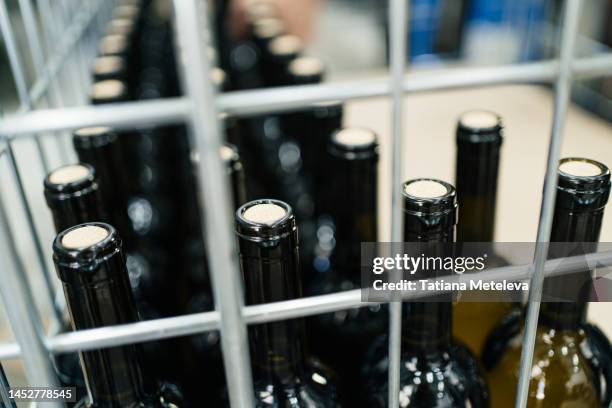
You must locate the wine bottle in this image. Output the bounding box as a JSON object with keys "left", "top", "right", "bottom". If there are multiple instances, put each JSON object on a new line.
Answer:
{"left": 52, "top": 222, "right": 183, "bottom": 407}
{"left": 186, "top": 143, "right": 246, "bottom": 289}
{"left": 72, "top": 127, "right": 131, "bottom": 238}
{"left": 453, "top": 110, "right": 517, "bottom": 356}
{"left": 43, "top": 163, "right": 107, "bottom": 399}
{"left": 308, "top": 128, "right": 385, "bottom": 407}
{"left": 483, "top": 157, "right": 611, "bottom": 407}
{"left": 235, "top": 199, "right": 345, "bottom": 406}
{"left": 363, "top": 179, "right": 489, "bottom": 407}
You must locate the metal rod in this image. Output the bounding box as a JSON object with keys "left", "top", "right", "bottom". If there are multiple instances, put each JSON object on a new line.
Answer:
{"left": 2, "top": 53, "right": 612, "bottom": 137}
{"left": 0, "top": 363, "right": 16, "bottom": 407}
{"left": 172, "top": 1, "right": 255, "bottom": 407}
{"left": 1, "top": 98, "right": 190, "bottom": 137}
{"left": 0, "top": 249, "right": 610, "bottom": 360}
{"left": 515, "top": 1, "right": 582, "bottom": 407}
{"left": 0, "top": 0, "right": 50, "bottom": 173}
{"left": 4, "top": 142, "right": 62, "bottom": 328}
{"left": 50, "top": 0, "right": 85, "bottom": 105}
{"left": 0, "top": 185, "right": 61, "bottom": 403}
{"left": 18, "top": 0, "right": 74, "bottom": 165}
{"left": 32, "top": 0, "right": 104, "bottom": 107}
{"left": 218, "top": 54, "right": 612, "bottom": 116}
{"left": 0, "top": 248, "right": 609, "bottom": 361}
{"left": 18, "top": 0, "right": 65, "bottom": 110}
{"left": 387, "top": 0, "right": 408, "bottom": 406}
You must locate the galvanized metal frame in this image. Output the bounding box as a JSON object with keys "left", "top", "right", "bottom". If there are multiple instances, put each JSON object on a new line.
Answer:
{"left": 0, "top": 0, "right": 607, "bottom": 407}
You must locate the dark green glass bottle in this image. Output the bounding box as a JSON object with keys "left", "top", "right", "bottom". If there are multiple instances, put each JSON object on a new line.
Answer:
{"left": 44, "top": 163, "right": 108, "bottom": 400}
{"left": 308, "top": 128, "right": 385, "bottom": 407}
{"left": 53, "top": 222, "right": 183, "bottom": 407}
{"left": 363, "top": 179, "right": 489, "bottom": 407}
{"left": 483, "top": 157, "right": 611, "bottom": 407}
{"left": 453, "top": 110, "right": 517, "bottom": 357}
{"left": 235, "top": 199, "right": 345, "bottom": 407}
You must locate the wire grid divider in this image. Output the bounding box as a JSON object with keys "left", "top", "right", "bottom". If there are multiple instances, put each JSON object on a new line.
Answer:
{"left": 0, "top": 0, "right": 608, "bottom": 407}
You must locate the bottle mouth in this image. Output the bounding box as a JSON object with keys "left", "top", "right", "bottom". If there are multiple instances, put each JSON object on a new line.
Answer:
{"left": 46, "top": 163, "right": 92, "bottom": 186}
{"left": 106, "top": 18, "right": 134, "bottom": 36}
{"left": 73, "top": 127, "right": 117, "bottom": 149}
{"left": 402, "top": 178, "right": 457, "bottom": 216}
{"left": 246, "top": 0, "right": 279, "bottom": 22}
{"left": 44, "top": 164, "right": 96, "bottom": 196}
{"left": 329, "top": 127, "right": 378, "bottom": 159}
{"left": 53, "top": 223, "right": 122, "bottom": 281}
{"left": 74, "top": 126, "right": 112, "bottom": 138}
{"left": 61, "top": 225, "right": 110, "bottom": 249}
{"left": 219, "top": 143, "right": 239, "bottom": 163}
{"left": 558, "top": 157, "right": 610, "bottom": 193}
{"left": 210, "top": 67, "right": 227, "bottom": 88}
{"left": 288, "top": 56, "right": 324, "bottom": 78}
{"left": 235, "top": 199, "right": 295, "bottom": 242}
{"left": 99, "top": 34, "right": 128, "bottom": 56}
{"left": 253, "top": 17, "right": 285, "bottom": 39}
{"left": 112, "top": 4, "right": 139, "bottom": 20}
{"left": 90, "top": 79, "right": 127, "bottom": 103}
{"left": 456, "top": 110, "right": 503, "bottom": 143}
{"left": 268, "top": 35, "right": 302, "bottom": 58}
{"left": 93, "top": 56, "right": 125, "bottom": 76}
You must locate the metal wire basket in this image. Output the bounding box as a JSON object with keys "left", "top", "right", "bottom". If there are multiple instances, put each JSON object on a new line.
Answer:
{"left": 0, "top": 0, "right": 611, "bottom": 407}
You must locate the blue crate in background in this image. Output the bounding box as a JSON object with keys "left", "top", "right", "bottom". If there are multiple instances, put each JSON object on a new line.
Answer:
{"left": 408, "top": 0, "right": 548, "bottom": 64}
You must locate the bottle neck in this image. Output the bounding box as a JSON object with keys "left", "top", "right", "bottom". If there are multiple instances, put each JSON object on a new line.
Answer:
{"left": 241, "top": 236, "right": 308, "bottom": 384}
{"left": 328, "top": 154, "right": 377, "bottom": 280}
{"left": 64, "top": 256, "right": 148, "bottom": 406}
{"left": 402, "top": 302, "right": 452, "bottom": 353}
{"left": 455, "top": 140, "right": 500, "bottom": 242}
{"left": 402, "top": 225, "right": 454, "bottom": 351}
{"left": 48, "top": 191, "right": 107, "bottom": 233}
{"left": 542, "top": 205, "right": 604, "bottom": 330}
{"left": 73, "top": 137, "right": 132, "bottom": 241}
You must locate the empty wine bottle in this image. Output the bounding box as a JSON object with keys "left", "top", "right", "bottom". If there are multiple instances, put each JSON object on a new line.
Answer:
{"left": 186, "top": 143, "right": 246, "bottom": 289}
{"left": 308, "top": 128, "right": 385, "bottom": 407}
{"left": 235, "top": 199, "right": 345, "bottom": 407}
{"left": 484, "top": 158, "right": 611, "bottom": 407}
{"left": 43, "top": 163, "right": 106, "bottom": 400}
{"left": 183, "top": 144, "right": 248, "bottom": 402}
{"left": 72, "top": 126, "right": 132, "bottom": 245}
{"left": 453, "top": 110, "right": 517, "bottom": 356}
{"left": 363, "top": 179, "right": 489, "bottom": 407}
{"left": 53, "top": 223, "right": 183, "bottom": 407}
